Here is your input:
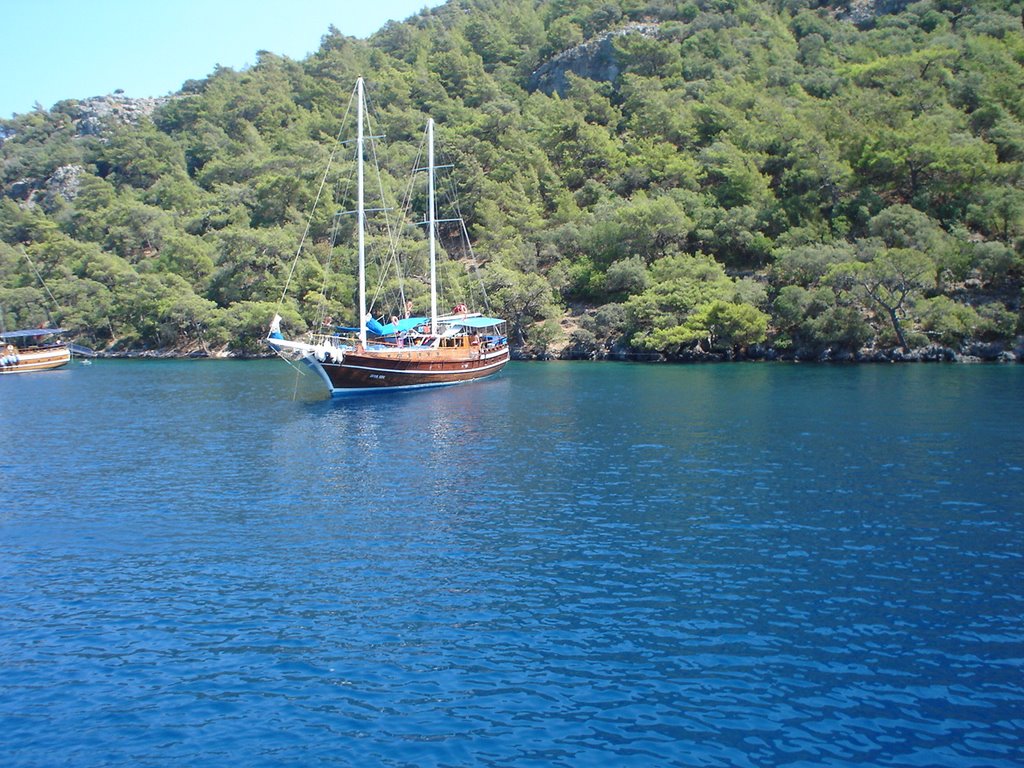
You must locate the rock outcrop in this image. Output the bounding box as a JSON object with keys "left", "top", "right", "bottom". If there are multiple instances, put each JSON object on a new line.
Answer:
{"left": 4, "top": 93, "right": 171, "bottom": 204}
{"left": 43, "top": 163, "right": 85, "bottom": 203}
{"left": 528, "top": 23, "right": 660, "bottom": 96}
{"left": 839, "top": 1, "right": 914, "bottom": 28}
{"left": 9, "top": 164, "right": 85, "bottom": 205}
{"left": 528, "top": 3, "right": 917, "bottom": 96}
{"left": 70, "top": 92, "right": 170, "bottom": 136}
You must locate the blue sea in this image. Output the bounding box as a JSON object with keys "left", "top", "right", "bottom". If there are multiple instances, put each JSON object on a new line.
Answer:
{"left": 2, "top": 360, "right": 1022, "bottom": 767}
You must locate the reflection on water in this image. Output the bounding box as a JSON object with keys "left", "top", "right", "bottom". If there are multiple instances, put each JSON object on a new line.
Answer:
{"left": 2, "top": 360, "right": 1022, "bottom": 766}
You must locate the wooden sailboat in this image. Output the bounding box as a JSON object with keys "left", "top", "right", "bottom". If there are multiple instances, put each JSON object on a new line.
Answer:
{"left": 0, "top": 328, "right": 71, "bottom": 374}
{"left": 267, "top": 78, "right": 510, "bottom": 395}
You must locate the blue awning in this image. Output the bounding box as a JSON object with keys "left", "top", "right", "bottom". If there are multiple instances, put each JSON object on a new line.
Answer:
{"left": 1, "top": 328, "right": 66, "bottom": 339}
{"left": 331, "top": 316, "right": 500, "bottom": 335}
{"left": 338, "top": 317, "right": 429, "bottom": 336}
{"left": 367, "top": 316, "right": 429, "bottom": 335}
{"left": 450, "top": 317, "right": 506, "bottom": 329}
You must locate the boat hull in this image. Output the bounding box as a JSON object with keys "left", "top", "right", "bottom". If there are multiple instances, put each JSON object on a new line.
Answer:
{"left": 0, "top": 345, "right": 71, "bottom": 374}
{"left": 310, "top": 345, "right": 510, "bottom": 394}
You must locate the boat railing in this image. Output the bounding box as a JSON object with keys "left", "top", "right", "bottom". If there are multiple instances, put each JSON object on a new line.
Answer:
{"left": 307, "top": 327, "right": 508, "bottom": 351}
{"left": 308, "top": 331, "right": 356, "bottom": 347}
{"left": 308, "top": 331, "right": 441, "bottom": 350}
{"left": 482, "top": 335, "right": 509, "bottom": 349}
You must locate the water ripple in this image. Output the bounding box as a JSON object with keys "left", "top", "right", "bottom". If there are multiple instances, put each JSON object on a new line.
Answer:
{"left": 1, "top": 362, "right": 1022, "bottom": 766}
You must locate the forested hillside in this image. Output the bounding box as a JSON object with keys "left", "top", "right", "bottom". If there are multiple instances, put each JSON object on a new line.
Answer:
{"left": 2, "top": 0, "right": 1023, "bottom": 361}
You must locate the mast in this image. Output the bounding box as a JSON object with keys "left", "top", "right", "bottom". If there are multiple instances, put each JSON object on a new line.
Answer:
{"left": 428, "top": 118, "right": 438, "bottom": 336}
{"left": 357, "top": 77, "right": 367, "bottom": 347}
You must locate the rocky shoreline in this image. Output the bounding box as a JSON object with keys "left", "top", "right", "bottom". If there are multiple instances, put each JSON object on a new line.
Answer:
{"left": 552, "top": 341, "right": 1023, "bottom": 364}
{"left": 88, "top": 341, "right": 1023, "bottom": 364}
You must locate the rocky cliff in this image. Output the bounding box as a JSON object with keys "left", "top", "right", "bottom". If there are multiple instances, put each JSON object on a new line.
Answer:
{"left": 839, "top": 0, "right": 914, "bottom": 26}
{"left": 69, "top": 92, "right": 170, "bottom": 136}
{"left": 5, "top": 93, "right": 171, "bottom": 205}
{"left": 528, "top": 1, "right": 915, "bottom": 96}
{"left": 528, "top": 22, "right": 660, "bottom": 96}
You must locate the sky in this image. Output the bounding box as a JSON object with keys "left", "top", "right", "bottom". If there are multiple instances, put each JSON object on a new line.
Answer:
{"left": 2, "top": 0, "right": 443, "bottom": 118}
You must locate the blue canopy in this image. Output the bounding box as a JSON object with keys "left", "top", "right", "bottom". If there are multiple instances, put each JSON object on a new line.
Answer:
{"left": 367, "top": 316, "right": 429, "bottom": 336}
{"left": 1, "top": 328, "right": 66, "bottom": 339}
{"left": 393, "top": 316, "right": 430, "bottom": 333}
{"left": 332, "top": 316, "right": 500, "bottom": 335}
{"left": 332, "top": 317, "right": 430, "bottom": 336}
{"left": 450, "top": 317, "right": 506, "bottom": 329}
